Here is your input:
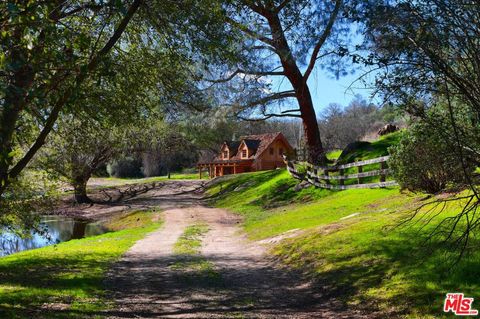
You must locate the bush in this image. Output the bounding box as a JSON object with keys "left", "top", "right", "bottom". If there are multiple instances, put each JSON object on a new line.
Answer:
{"left": 107, "top": 157, "right": 143, "bottom": 178}
{"left": 388, "top": 124, "right": 473, "bottom": 193}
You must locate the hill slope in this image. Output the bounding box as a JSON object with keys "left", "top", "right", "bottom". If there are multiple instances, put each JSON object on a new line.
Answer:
{"left": 206, "top": 144, "right": 479, "bottom": 318}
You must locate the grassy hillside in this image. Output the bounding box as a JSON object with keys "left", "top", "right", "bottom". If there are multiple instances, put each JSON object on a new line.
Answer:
{"left": 336, "top": 131, "right": 402, "bottom": 164}
{"left": 206, "top": 142, "right": 480, "bottom": 318}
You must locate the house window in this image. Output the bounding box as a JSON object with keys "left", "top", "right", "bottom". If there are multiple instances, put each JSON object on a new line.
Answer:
{"left": 269, "top": 148, "right": 274, "bottom": 155}
{"left": 279, "top": 148, "right": 284, "bottom": 156}
{"left": 242, "top": 149, "right": 247, "bottom": 158}
{"left": 223, "top": 151, "right": 228, "bottom": 159}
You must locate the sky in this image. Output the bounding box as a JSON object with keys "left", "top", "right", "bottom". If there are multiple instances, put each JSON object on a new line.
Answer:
{"left": 269, "top": 66, "right": 378, "bottom": 116}
{"left": 268, "top": 30, "right": 380, "bottom": 115}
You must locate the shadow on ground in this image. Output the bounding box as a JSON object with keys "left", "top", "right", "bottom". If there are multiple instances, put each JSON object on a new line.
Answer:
{"left": 104, "top": 253, "right": 370, "bottom": 319}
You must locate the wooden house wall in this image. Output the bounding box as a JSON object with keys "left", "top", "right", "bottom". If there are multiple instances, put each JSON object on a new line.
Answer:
{"left": 254, "top": 139, "right": 288, "bottom": 170}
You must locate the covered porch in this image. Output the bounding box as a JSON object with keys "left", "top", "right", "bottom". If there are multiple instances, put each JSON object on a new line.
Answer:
{"left": 197, "top": 159, "right": 254, "bottom": 178}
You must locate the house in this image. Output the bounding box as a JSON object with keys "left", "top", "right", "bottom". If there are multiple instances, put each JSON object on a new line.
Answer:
{"left": 197, "top": 132, "right": 294, "bottom": 178}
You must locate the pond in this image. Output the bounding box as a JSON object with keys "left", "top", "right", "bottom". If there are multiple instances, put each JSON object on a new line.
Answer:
{"left": 0, "top": 216, "right": 110, "bottom": 257}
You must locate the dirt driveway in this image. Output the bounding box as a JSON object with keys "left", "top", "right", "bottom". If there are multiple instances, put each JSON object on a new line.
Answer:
{"left": 100, "top": 180, "right": 375, "bottom": 319}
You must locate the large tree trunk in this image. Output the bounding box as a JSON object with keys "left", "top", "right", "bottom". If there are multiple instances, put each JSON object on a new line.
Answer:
{"left": 265, "top": 10, "right": 327, "bottom": 165}
{"left": 0, "top": 30, "right": 35, "bottom": 195}
{"left": 71, "top": 221, "right": 87, "bottom": 239}
{"left": 72, "top": 175, "right": 91, "bottom": 204}
{"left": 297, "top": 89, "right": 325, "bottom": 164}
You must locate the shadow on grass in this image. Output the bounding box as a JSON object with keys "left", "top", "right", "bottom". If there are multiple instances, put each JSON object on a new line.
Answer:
{"left": 207, "top": 169, "right": 329, "bottom": 210}
{"left": 0, "top": 252, "right": 359, "bottom": 318}
{"left": 276, "top": 228, "right": 480, "bottom": 317}
{"left": 0, "top": 253, "right": 115, "bottom": 319}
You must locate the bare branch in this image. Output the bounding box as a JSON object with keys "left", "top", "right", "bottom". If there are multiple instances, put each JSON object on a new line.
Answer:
{"left": 281, "top": 109, "right": 300, "bottom": 113}
{"left": 237, "top": 112, "right": 301, "bottom": 121}
{"left": 274, "top": 0, "right": 291, "bottom": 14}
{"left": 225, "top": 16, "right": 274, "bottom": 46}
{"left": 303, "top": 0, "right": 342, "bottom": 82}
{"left": 205, "top": 68, "right": 285, "bottom": 83}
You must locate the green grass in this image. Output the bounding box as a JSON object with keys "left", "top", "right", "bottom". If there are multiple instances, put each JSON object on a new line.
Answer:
{"left": 103, "top": 210, "right": 160, "bottom": 231}
{"left": 326, "top": 149, "right": 342, "bottom": 161}
{"left": 336, "top": 131, "right": 402, "bottom": 164}
{"left": 174, "top": 224, "right": 209, "bottom": 255}
{"left": 89, "top": 173, "right": 206, "bottom": 188}
{"left": 171, "top": 224, "right": 221, "bottom": 285}
{"left": 207, "top": 168, "right": 480, "bottom": 318}
{"left": 0, "top": 212, "right": 162, "bottom": 318}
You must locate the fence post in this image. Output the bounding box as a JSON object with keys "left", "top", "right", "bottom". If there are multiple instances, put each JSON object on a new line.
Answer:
{"left": 324, "top": 168, "right": 329, "bottom": 184}
{"left": 357, "top": 164, "right": 362, "bottom": 185}
{"left": 339, "top": 168, "right": 344, "bottom": 186}
{"left": 380, "top": 161, "right": 387, "bottom": 183}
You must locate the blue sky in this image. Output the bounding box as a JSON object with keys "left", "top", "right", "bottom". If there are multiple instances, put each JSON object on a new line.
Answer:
{"left": 270, "top": 63, "right": 379, "bottom": 115}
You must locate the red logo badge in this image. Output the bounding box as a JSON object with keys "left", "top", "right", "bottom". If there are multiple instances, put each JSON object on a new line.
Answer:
{"left": 444, "top": 293, "right": 478, "bottom": 316}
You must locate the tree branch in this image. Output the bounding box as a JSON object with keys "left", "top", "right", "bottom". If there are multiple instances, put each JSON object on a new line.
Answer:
{"left": 225, "top": 16, "right": 274, "bottom": 46}
{"left": 303, "top": 0, "right": 342, "bottom": 82}
{"left": 275, "top": 0, "right": 291, "bottom": 14}
{"left": 244, "top": 91, "right": 296, "bottom": 108}
{"left": 206, "top": 68, "right": 285, "bottom": 83}
{"left": 8, "top": 0, "right": 142, "bottom": 181}
{"left": 237, "top": 112, "right": 301, "bottom": 121}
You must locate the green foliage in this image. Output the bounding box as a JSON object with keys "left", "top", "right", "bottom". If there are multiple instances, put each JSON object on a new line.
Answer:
{"left": 388, "top": 124, "right": 473, "bottom": 193}
{"left": 174, "top": 224, "right": 209, "bottom": 255}
{"left": 107, "top": 157, "right": 143, "bottom": 178}
{"left": 0, "top": 216, "right": 161, "bottom": 318}
{"left": 0, "top": 171, "right": 57, "bottom": 235}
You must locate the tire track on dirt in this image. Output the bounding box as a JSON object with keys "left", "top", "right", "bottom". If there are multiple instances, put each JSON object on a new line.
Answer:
{"left": 105, "top": 181, "right": 378, "bottom": 318}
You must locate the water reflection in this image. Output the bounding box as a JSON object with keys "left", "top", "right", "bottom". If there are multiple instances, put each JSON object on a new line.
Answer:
{"left": 0, "top": 216, "right": 109, "bottom": 257}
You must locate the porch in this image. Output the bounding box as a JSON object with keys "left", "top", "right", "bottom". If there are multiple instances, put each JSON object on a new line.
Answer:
{"left": 197, "top": 159, "right": 254, "bottom": 178}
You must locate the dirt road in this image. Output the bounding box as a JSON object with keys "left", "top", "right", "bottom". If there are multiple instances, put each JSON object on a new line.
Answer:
{"left": 104, "top": 180, "right": 373, "bottom": 318}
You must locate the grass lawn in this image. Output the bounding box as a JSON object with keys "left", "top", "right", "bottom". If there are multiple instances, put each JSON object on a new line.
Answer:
{"left": 87, "top": 173, "right": 207, "bottom": 190}
{"left": 207, "top": 169, "right": 480, "bottom": 318}
{"left": 0, "top": 211, "right": 162, "bottom": 318}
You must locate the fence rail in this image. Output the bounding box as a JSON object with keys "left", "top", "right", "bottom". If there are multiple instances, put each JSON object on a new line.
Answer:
{"left": 284, "top": 155, "right": 398, "bottom": 190}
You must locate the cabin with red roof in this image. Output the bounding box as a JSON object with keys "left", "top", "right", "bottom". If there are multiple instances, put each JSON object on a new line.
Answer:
{"left": 197, "top": 132, "right": 294, "bottom": 178}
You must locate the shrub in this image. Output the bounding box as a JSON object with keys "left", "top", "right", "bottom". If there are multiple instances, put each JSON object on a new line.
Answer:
{"left": 107, "top": 157, "right": 143, "bottom": 178}
{"left": 388, "top": 124, "right": 473, "bottom": 193}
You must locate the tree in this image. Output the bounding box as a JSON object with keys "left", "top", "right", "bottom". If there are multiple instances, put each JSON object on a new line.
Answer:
{"left": 360, "top": 0, "right": 480, "bottom": 260}
{"left": 138, "top": 120, "right": 196, "bottom": 178}
{"left": 318, "top": 95, "right": 383, "bottom": 150}
{"left": 209, "top": 0, "right": 350, "bottom": 164}
{"left": 0, "top": 0, "right": 142, "bottom": 199}
{"left": 39, "top": 118, "right": 125, "bottom": 203}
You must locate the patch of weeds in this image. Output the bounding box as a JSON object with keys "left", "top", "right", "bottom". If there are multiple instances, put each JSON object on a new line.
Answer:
{"left": 173, "top": 223, "right": 209, "bottom": 255}
{"left": 171, "top": 224, "right": 223, "bottom": 287}
{"left": 103, "top": 210, "right": 159, "bottom": 231}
